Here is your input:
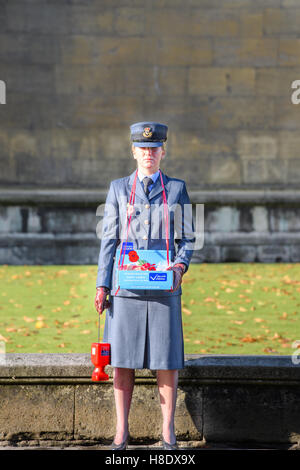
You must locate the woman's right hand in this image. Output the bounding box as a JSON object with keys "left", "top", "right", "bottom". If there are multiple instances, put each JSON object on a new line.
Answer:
{"left": 94, "top": 287, "right": 111, "bottom": 315}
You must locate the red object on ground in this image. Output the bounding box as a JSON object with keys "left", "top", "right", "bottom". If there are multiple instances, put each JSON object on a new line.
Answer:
{"left": 91, "top": 342, "right": 111, "bottom": 381}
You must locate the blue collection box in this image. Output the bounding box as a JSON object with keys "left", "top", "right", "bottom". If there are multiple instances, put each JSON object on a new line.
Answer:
{"left": 115, "top": 246, "right": 173, "bottom": 290}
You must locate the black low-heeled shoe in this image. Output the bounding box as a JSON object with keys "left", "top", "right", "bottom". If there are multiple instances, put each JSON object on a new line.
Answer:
{"left": 110, "top": 432, "right": 130, "bottom": 451}
{"left": 161, "top": 434, "right": 178, "bottom": 450}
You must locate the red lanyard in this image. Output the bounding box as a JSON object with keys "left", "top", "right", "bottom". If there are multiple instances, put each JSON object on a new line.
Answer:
{"left": 115, "top": 169, "right": 169, "bottom": 296}
{"left": 160, "top": 170, "right": 170, "bottom": 266}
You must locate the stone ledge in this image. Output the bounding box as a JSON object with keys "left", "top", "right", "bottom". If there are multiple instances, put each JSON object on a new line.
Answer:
{"left": 0, "top": 354, "right": 300, "bottom": 444}
{"left": 0, "top": 189, "right": 300, "bottom": 206}
{"left": 1, "top": 231, "right": 300, "bottom": 245}
{"left": 0, "top": 354, "right": 299, "bottom": 382}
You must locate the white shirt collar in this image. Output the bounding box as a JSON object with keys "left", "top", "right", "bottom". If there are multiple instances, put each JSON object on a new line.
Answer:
{"left": 138, "top": 169, "right": 160, "bottom": 184}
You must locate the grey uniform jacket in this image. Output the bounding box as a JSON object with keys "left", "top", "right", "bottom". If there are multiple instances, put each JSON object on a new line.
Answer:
{"left": 96, "top": 169, "right": 195, "bottom": 298}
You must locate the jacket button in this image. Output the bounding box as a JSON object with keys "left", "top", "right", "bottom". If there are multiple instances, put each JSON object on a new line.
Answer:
{"left": 145, "top": 204, "right": 150, "bottom": 209}
{"left": 142, "top": 235, "right": 147, "bottom": 240}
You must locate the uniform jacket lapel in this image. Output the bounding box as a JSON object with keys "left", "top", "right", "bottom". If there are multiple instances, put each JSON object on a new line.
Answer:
{"left": 128, "top": 170, "right": 147, "bottom": 203}
{"left": 148, "top": 170, "right": 168, "bottom": 200}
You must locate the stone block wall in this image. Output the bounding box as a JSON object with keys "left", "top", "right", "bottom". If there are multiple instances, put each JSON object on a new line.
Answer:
{"left": 0, "top": 354, "right": 299, "bottom": 446}
{"left": 0, "top": 189, "right": 299, "bottom": 264}
{"left": 0, "top": 0, "right": 299, "bottom": 189}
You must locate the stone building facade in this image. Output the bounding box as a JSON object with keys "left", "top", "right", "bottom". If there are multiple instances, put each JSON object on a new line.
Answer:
{"left": 0, "top": 0, "right": 299, "bottom": 263}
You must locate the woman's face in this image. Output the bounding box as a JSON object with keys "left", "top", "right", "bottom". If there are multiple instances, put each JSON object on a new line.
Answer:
{"left": 132, "top": 145, "right": 165, "bottom": 174}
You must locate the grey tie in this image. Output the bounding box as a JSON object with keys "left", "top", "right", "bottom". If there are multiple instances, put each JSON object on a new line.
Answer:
{"left": 142, "top": 177, "right": 153, "bottom": 196}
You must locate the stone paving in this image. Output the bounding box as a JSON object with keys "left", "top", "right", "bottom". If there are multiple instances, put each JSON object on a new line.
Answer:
{"left": 0, "top": 440, "right": 298, "bottom": 451}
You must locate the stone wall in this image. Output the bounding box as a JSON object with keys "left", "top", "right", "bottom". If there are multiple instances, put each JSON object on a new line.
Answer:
{"left": 0, "top": 189, "right": 299, "bottom": 264}
{"left": 0, "top": 354, "right": 299, "bottom": 447}
{"left": 0, "top": 0, "right": 300, "bottom": 189}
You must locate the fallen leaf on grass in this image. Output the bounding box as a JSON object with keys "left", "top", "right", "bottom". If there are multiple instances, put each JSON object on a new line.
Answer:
{"left": 263, "top": 347, "right": 278, "bottom": 353}
{"left": 241, "top": 335, "right": 257, "bottom": 343}
{"left": 271, "top": 332, "right": 281, "bottom": 340}
{"left": 35, "top": 321, "right": 47, "bottom": 329}
{"left": 279, "top": 312, "right": 288, "bottom": 319}
{"left": 80, "top": 330, "right": 91, "bottom": 335}
{"left": 182, "top": 308, "right": 192, "bottom": 315}
{"left": 23, "top": 316, "right": 34, "bottom": 323}
{"left": 56, "top": 270, "right": 69, "bottom": 276}
{"left": 0, "top": 334, "right": 9, "bottom": 342}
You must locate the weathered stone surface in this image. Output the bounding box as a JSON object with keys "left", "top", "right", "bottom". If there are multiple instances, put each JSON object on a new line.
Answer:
{"left": 74, "top": 384, "right": 116, "bottom": 440}
{"left": 222, "top": 245, "right": 257, "bottom": 262}
{"left": 257, "top": 245, "right": 291, "bottom": 263}
{"left": 0, "top": 354, "right": 299, "bottom": 444}
{"left": 205, "top": 206, "right": 240, "bottom": 232}
{"left": 203, "top": 384, "right": 286, "bottom": 443}
{"left": 0, "top": 189, "right": 300, "bottom": 263}
{"left": 0, "top": 384, "right": 74, "bottom": 440}
{"left": 1, "top": 2, "right": 298, "bottom": 189}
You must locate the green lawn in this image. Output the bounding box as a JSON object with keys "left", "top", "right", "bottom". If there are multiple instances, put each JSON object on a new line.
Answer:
{"left": 0, "top": 264, "right": 299, "bottom": 355}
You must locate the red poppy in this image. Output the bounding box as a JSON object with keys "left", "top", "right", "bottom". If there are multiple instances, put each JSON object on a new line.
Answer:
{"left": 141, "top": 263, "right": 150, "bottom": 270}
{"left": 141, "top": 262, "right": 157, "bottom": 271}
{"left": 128, "top": 250, "right": 139, "bottom": 262}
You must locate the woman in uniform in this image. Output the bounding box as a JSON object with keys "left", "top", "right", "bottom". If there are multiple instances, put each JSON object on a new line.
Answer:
{"left": 94, "top": 122, "right": 195, "bottom": 450}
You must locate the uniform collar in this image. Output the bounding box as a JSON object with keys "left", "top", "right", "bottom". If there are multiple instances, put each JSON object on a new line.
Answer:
{"left": 128, "top": 169, "right": 168, "bottom": 202}
{"left": 137, "top": 169, "right": 160, "bottom": 184}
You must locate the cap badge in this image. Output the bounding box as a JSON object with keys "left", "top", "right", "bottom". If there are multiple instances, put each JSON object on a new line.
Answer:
{"left": 143, "top": 127, "right": 153, "bottom": 138}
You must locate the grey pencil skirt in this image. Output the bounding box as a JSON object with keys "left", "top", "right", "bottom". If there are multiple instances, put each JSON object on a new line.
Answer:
{"left": 102, "top": 295, "right": 185, "bottom": 370}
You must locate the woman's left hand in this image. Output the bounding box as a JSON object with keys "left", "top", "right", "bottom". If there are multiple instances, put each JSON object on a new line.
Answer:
{"left": 166, "top": 263, "right": 186, "bottom": 292}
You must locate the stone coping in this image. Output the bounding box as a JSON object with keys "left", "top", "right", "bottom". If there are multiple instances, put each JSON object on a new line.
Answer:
{"left": 0, "top": 354, "right": 299, "bottom": 382}
{"left": 1, "top": 232, "right": 300, "bottom": 243}
{"left": 0, "top": 189, "right": 300, "bottom": 205}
